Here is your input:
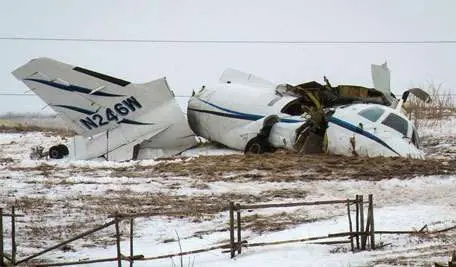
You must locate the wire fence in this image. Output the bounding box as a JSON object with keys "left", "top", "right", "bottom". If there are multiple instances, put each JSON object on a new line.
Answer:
{"left": 0, "top": 195, "right": 374, "bottom": 266}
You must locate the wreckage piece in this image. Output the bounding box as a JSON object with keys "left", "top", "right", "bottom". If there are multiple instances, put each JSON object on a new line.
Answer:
{"left": 188, "top": 69, "right": 303, "bottom": 154}
{"left": 13, "top": 58, "right": 197, "bottom": 161}
{"left": 277, "top": 81, "right": 390, "bottom": 108}
{"left": 187, "top": 68, "right": 426, "bottom": 159}
{"left": 279, "top": 62, "right": 430, "bottom": 110}
{"left": 326, "top": 103, "right": 423, "bottom": 158}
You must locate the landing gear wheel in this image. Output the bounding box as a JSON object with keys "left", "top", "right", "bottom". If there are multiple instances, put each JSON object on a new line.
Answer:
{"left": 244, "top": 137, "right": 273, "bottom": 154}
{"left": 57, "top": 144, "right": 69, "bottom": 157}
{"left": 49, "top": 144, "right": 69, "bottom": 159}
{"left": 49, "top": 145, "right": 63, "bottom": 159}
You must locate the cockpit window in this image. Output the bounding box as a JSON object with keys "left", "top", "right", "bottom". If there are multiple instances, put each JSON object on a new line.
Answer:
{"left": 358, "top": 107, "right": 385, "bottom": 122}
{"left": 381, "top": 113, "right": 408, "bottom": 136}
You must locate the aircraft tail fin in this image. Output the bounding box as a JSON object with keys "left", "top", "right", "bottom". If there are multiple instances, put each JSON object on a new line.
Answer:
{"left": 12, "top": 58, "right": 174, "bottom": 136}
{"left": 13, "top": 57, "right": 197, "bottom": 160}
{"left": 371, "top": 62, "right": 391, "bottom": 97}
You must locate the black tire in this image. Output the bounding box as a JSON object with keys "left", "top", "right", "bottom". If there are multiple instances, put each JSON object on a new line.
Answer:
{"left": 57, "top": 144, "right": 69, "bottom": 156}
{"left": 244, "top": 137, "right": 271, "bottom": 154}
{"left": 49, "top": 145, "right": 63, "bottom": 159}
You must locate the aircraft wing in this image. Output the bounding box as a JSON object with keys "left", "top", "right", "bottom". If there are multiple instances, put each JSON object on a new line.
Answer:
{"left": 13, "top": 58, "right": 197, "bottom": 160}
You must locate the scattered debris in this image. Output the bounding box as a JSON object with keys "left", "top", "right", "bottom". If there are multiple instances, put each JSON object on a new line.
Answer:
{"left": 30, "top": 145, "right": 48, "bottom": 160}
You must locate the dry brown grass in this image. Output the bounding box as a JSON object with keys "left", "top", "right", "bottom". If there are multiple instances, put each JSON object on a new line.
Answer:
{"left": 0, "top": 157, "right": 15, "bottom": 165}
{"left": 403, "top": 84, "right": 456, "bottom": 129}
{"left": 0, "top": 116, "right": 76, "bottom": 137}
{"left": 8, "top": 151, "right": 456, "bottom": 182}
{"left": 9, "top": 163, "right": 65, "bottom": 177}
{"left": 149, "top": 151, "right": 456, "bottom": 182}
{"left": 242, "top": 212, "right": 320, "bottom": 233}
{"left": 7, "top": 183, "right": 331, "bottom": 252}
{"left": 372, "top": 243, "right": 456, "bottom": 266}
{"left": 0, "top": 123, "right": 76, "bottom": 137}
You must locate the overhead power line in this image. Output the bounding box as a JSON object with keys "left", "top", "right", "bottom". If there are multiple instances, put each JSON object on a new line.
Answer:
{"left": 0, "top": 93, "right": 35, "bottom": 96}
{"left": 1, "top": 92, "right": 455, "bottom": 97}
{"left": 1, "top": 36, "right": 456, "bottom": 45}
{"left": 0, "top": 92, "right": 192, "bottom": 97}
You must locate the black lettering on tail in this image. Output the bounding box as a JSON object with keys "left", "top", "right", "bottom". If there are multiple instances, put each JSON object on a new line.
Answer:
{"left": 122, "top": 96, "right": 142, "bottom": 111}
{"left": 80, "top": 117, "right": 98, "bottom": 130}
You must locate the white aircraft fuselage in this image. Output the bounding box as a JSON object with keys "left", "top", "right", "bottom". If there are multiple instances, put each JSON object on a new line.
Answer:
{"left": 188, "top": 69, "right": 424, "bottom": 159}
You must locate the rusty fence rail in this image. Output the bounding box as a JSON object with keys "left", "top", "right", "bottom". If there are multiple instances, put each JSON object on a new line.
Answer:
{"left": 226, "top": 194, "right": 376, "bottom": 259}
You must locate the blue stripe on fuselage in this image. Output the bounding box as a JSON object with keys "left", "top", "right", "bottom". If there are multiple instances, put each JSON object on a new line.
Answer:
{"left": 196, "top": 98, "right": 303, "bottom": 123}
{"left": 328, "top": 116, "right": 400, "bottom": 156}
{"left": 193, "top": 98, "right": 400, "bottom": 155}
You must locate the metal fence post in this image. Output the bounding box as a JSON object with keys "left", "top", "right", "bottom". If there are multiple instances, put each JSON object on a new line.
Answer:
{"left": 229, "top": 202, "right": 235, "bottom": 258}
{"left": 115, "top": 218, "right": 122, "bottom": 267}
{"left": 347, "top": 199, "right": 354, "bottom": 252}
{"left": 236, "top": 204, "right": 242, "bottom": 255}
{"left": 11, "top": 206, "right": 16, "bottom": 265}
{"left": 130, "top": 218, "right": 134, "bottom": 267}
{"left": 355, "top": 195, "right": 360, "bottom": 250}
{"left": 0, "top": 208, "right": 4, "bottom": 267}
{"left": 369, "top": 194, "right": 375, "bottom": 250}
{"left": 359, "top": 195, "right": 366, "bottom": 250}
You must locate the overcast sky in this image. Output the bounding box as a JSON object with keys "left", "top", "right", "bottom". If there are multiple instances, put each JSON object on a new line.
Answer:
{"left": 0, "top": 0, "right": 455, "bottom": 114}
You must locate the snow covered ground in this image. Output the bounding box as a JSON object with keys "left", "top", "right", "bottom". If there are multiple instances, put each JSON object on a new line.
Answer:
{"left": 0, "top": 116, "right": 455, "bottom": 266}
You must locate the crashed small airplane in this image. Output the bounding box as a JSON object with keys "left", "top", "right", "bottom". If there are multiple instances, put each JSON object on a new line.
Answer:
{"left": 187, "top": 64, "right": 430, "bottom": 159}
{"left": 13, "top": 58, "right": 430, "bottom": 161}
{"left": 13, "top": 58, "right": 197, "bottom": 161}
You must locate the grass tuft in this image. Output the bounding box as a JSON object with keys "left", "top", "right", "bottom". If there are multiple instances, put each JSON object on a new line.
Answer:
{"left": 403, "top": 84, "right": 456, "bottom": 129}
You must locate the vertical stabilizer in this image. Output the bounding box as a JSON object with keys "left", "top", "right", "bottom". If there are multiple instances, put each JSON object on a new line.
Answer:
{"left": 371, "top": 62, "right": 391, "bottom": 97}
{"left": 13, "top": 57, "right": 197, "bottom": 160}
